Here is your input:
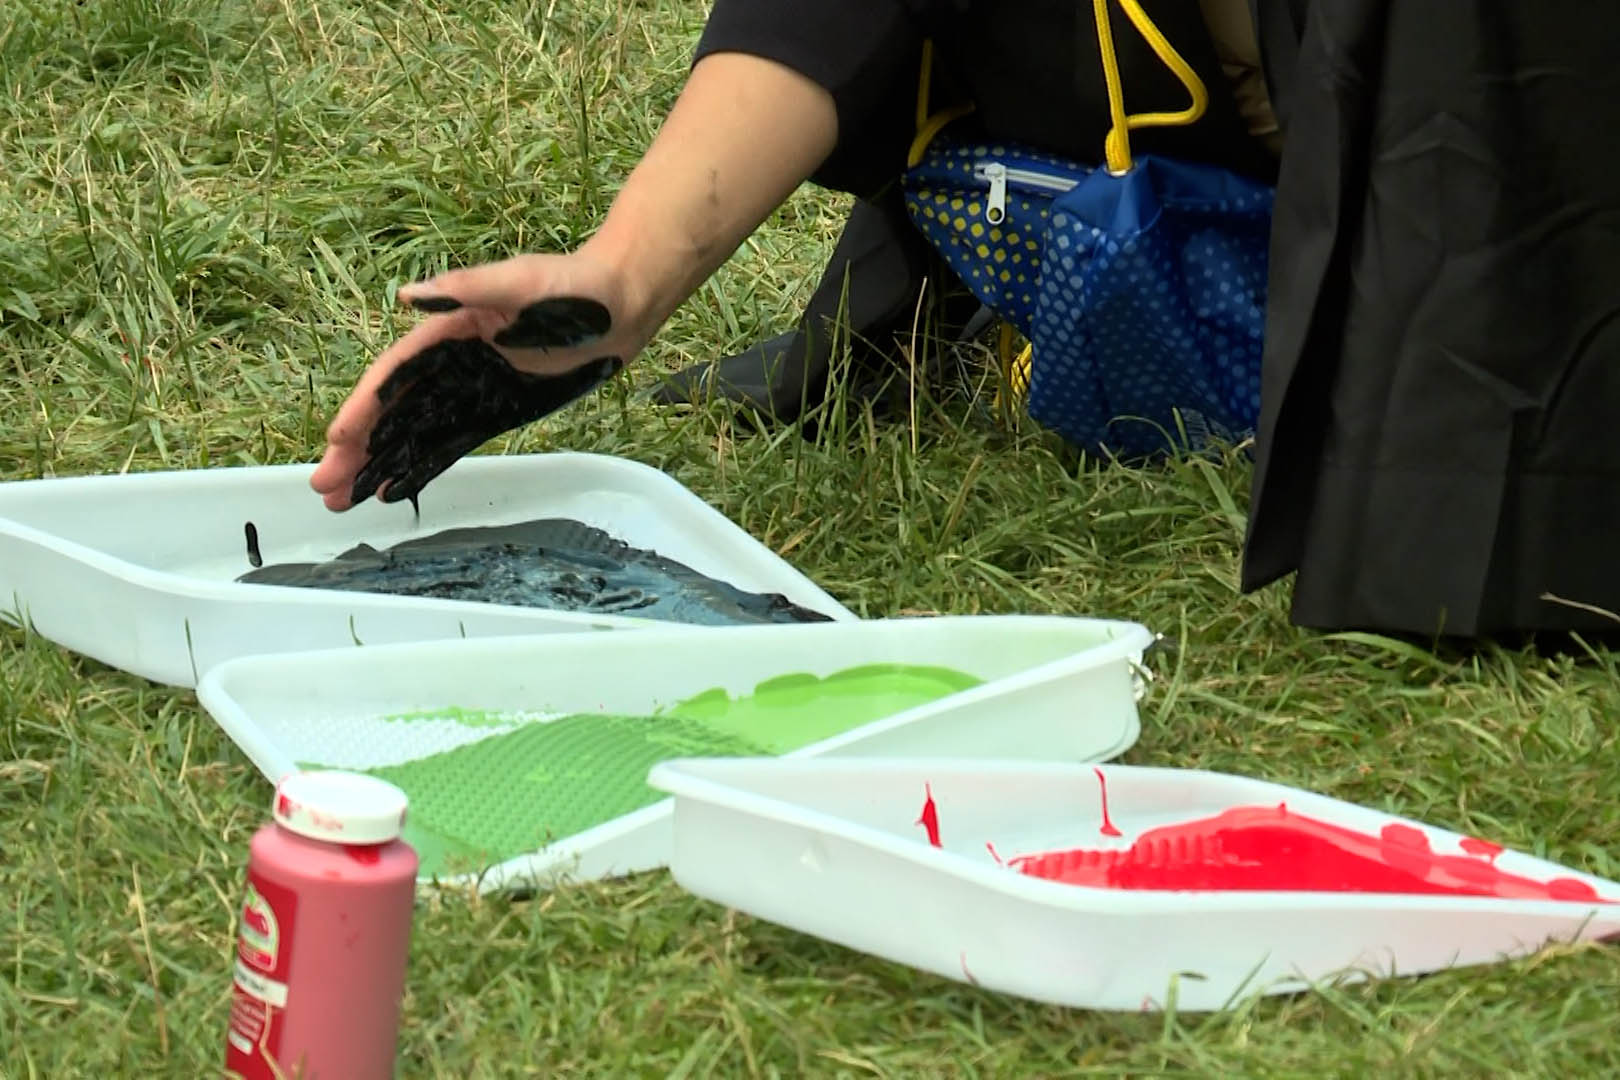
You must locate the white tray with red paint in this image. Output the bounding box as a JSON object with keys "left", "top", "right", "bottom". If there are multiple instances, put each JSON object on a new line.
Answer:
{"left": 0, "top": 452, "right": 854, "bottom": 687}
{"left": 645, "top": 757, "right": 1620, "bottom": 1012}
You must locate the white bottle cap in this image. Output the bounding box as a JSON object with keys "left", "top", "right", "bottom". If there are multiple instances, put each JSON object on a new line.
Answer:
{"left": 273, "top": 770, "right": 409, "bottom": 845}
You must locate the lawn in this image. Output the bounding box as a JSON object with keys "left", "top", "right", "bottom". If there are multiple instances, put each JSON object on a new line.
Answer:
{"left": 2, "top": 1, "right": 1617, "bottom": 1075}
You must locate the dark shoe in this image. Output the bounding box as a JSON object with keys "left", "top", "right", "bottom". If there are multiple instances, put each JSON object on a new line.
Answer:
{"left": 651, "top": 186, "right": 956, "bottom": 424}
{"left": 649, "top": 331, "right": 806, "bottom": 416}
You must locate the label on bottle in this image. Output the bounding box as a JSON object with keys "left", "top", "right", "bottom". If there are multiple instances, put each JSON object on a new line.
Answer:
{"left": 225, "top": 869, "right": 298, "bottom": 1079}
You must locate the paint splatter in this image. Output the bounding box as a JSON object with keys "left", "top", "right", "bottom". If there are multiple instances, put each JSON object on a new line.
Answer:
{"left": 1380, "top": 822, "right": 1427, "bottom": 850}
{"left": 1094, "top": 767, "right": 1122, "bottom": 838}
{"left": 916, "top": 784, "right": 942, "bottom": 848}
{"left": 1460, "top": 837, "right": 1504, "bottom": 862}
{"left": 1008, "top": 803, "right": 1610, "bottom": 901}
{"left": 985, "top": 842, "right": 1004, "bottom": 865}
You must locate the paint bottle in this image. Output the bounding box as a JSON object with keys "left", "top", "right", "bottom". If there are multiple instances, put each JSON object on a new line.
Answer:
{"left": 225, "top": 771, "right": 418, "bottom": 1080}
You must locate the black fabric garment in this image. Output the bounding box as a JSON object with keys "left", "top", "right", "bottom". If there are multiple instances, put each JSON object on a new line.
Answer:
{"left": 1242, "top": 0, "right": 1620, "bottom": 635}
{"left": 694, "top": 0, "right": 1278, "bottom": 198}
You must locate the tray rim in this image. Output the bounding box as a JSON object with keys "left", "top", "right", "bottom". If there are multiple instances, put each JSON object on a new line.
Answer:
{"left": 647, "top": 756, "right": 1620, "bottom": 917}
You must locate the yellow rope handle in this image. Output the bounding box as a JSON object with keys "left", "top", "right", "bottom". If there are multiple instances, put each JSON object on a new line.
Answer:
{"left": 909, "top": 40, "right": 974, "bottom": 167}
{"left": 995, "top": 325, "right": 1034, "bottom": 410}
{"left": 1011, "top": 342, "right": 1032, "bottom": 396}
{"left": 912, "top": 7, "right": 1212, "bottom": 174}
{"left": 915, "top": 39, "right": 936, "bottom": 133}
{"left": 1093, "top": 0, "right": 1210, "bottom": 173}
{"left": 917, "top": 6, "right": 1211, "bottom": 412}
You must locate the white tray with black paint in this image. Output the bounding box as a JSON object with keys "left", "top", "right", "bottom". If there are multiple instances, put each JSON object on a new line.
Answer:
{"left": 0, "top": 452, "right": 853, "bottom": 686}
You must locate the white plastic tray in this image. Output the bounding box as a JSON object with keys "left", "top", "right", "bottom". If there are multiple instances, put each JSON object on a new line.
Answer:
{"left": 195, "top": 615, "right": 1154, "bottom": 892}
{"left": 0, "top": 452, "right": 852, "bottom": 686}
{"left": 647, "top": 757, "right": 1620, "bottom": 1012}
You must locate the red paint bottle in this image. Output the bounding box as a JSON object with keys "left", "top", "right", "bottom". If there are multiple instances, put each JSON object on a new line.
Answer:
{"left": 226, "top": 771, "right": 418, "bottom": 1080}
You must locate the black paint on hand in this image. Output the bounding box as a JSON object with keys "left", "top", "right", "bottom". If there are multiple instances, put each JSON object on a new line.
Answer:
{"left": 492, "top": 297, "right": 613, "bottom": 350}
{"left": 348, "top": 336, "right": 621, "bottom": 509}
{"left": 406, "top": 295, "right": 463, "bottom": 313}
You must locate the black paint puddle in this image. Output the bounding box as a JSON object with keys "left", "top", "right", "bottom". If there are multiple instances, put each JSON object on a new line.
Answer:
{"left": 236, "top": 518, "right": 833, "bottom": 627}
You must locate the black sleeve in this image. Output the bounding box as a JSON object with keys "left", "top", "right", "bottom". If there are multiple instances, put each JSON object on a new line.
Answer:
{"left": 693, "top": 0, "right": 926, "bottom": 198}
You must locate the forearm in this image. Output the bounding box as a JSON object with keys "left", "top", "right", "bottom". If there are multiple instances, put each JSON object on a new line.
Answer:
{"left": 580, "top": 52, "right": 838, "bottom": 340}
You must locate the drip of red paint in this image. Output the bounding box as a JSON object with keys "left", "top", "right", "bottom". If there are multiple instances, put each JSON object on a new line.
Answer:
{"left": 1094, "top": 767, "right": 1122, "bottom": 838}
{"left": 1009, "top": 803, "right": 1608, "bottom": 902}
{"left": 985, "top": 842, "right": 1004, "bottom": 866}
{"left": 916, "top": 784, "right": 942, "bottom": 848}
{"left": 958, "top": 951, "right": 978, "bottom": 985}
{"left": 345, "top": 844, "right": 383, "bottom": 865}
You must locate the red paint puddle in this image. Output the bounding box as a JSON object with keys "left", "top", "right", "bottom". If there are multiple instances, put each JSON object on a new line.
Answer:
{"left": 916, "top": 784, "right": 942, "bottom": 848}
{"left": 1008, "top": 803, "right": 1610, "bottom": 901}
{"left": 1460, "top": 837, "right": 1504, "bottom": 863}
{"left": 1094, "top": 767, "right": 1122, "bottom": 837}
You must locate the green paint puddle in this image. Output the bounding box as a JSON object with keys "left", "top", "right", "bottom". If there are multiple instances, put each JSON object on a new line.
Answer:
{"left": 308, "top": 664, "right": 980, "bottom": 878}
{"left": 672, "top": 664, "right": 982, "bottom": 754}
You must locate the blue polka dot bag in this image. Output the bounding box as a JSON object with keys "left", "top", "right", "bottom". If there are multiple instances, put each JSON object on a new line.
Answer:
{"left": 903, "top": 141, "right": 1082, "bottom": 343}
{"left": 902, "top": 2, "right": 1274, "bottom": 460}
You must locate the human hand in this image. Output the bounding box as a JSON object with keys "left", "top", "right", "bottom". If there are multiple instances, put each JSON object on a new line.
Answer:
{"left": 310, "top": 251, "right": 642, "bottom": 512}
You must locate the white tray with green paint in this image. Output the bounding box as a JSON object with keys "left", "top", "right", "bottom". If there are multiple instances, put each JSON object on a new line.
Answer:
{"left": 194, "top": 614, "right": 1154, "bottom": 893}
{"left": 0, "top": 451, "right": 852, "bottom": 687}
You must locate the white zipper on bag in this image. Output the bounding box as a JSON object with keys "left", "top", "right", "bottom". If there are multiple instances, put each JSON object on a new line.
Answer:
{"left": 974, "top": 161, "right": 1079, "bottom": 224}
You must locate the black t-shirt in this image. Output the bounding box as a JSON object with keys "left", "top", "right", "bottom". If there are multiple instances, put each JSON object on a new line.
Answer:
{"left": 695, "top": 0, "right": 1277, "bottom": 198}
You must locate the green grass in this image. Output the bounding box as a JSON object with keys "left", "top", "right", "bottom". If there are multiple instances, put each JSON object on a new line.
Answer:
{"left": 2, "top": 1, "right": 1617, "bottom": 1075}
